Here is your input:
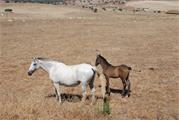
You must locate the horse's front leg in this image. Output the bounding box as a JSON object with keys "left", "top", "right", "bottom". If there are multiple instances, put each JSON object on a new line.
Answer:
{"left": 81, "top": 82, "right": 87, "bottom": 103}
{"left": 53, "top": 83, "right": 62, "bottom": 103}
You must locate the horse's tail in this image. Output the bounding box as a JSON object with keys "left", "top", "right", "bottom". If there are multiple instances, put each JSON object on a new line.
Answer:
{"left": 91, "top": 66, "right": 100, "bottom": 76}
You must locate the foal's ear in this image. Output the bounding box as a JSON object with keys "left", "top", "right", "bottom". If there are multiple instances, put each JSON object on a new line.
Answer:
{"left": 96, "top": 53, "right": 101, "bottom": 56}
{"left": 95, "top": 49, "right": 101, "bottom": 56}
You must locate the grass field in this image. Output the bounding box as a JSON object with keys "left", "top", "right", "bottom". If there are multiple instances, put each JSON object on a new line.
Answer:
{"left": 0, "top": 2, "right": 179, "bottom": 120}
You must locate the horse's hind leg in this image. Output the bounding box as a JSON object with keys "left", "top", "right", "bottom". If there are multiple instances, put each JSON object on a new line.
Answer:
{"left": 81, "top": 82, "right": 87, "bottom": 103}
{"left": 53, "top": 83, "right": 62, "bottom": 103}
{"left": 89, "top": 80, "right": 96, "bottom": 104}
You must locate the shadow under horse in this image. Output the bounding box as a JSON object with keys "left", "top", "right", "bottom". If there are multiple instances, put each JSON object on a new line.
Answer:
{"left": 95, "top": 54, "right": 132, "bottom": 97}
{"left": 46, "top": 93, "right": 82, "bottom": 102}
{"left": 46, "top": 93, "right": 103, "bottom": 103}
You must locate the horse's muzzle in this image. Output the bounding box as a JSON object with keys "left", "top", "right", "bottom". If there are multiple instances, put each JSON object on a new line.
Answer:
{"left": 28, "top": 71, "right": 33, "bottom": 76}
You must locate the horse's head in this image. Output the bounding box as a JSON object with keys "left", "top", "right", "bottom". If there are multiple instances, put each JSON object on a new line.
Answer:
{"left": 28, "top": 58, "right": 40, "bottom": 76}
{"left": 95, "top": 54, "right": 101, "bottom": 66}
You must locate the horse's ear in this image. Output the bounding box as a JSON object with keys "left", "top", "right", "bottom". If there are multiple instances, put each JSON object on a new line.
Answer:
{"left": 33, "top": 57, "right": 37, "bottom": 61}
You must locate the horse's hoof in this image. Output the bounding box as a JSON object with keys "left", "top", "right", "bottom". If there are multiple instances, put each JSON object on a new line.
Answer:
{"left": 90, "top": 101, "right": 96, "bottom": 105}
{"left": 57, "top": 101, "right": 63, "bottom": 105}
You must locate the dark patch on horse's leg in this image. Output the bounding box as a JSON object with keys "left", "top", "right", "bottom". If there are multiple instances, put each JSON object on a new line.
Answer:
{"left": 88, "top": 74, "right": 96, "bottom": 104}
{"left": 54, "top": 88, "right": 60, "bottom": 101}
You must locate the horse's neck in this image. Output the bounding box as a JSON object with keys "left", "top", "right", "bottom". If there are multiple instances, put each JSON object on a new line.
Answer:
{"left": 39, "top": 60, "right": 54, "bottom": 73}
{"left": 100, "top": 58, "right": 111, "bottom": 70}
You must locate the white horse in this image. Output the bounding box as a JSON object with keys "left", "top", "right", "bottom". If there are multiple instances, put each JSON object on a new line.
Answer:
{"left": 28, "top": 57, "right": 97, "bottom": 104}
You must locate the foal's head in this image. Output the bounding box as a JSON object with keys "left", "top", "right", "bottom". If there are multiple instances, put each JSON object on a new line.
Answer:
{"left": 95, "top": 54, "right": 111, "bottom": 67}
{"left": 95, "top": 54, "right": 102, "bottom": 66}
{"left": 28, "top": 58, "right": 40, "bottom": 76}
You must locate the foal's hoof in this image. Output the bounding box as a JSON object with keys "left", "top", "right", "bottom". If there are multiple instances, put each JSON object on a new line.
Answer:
{"left": 121, "top": 93, "right": 126, "bottom": 98}
{"left": 128, "top": 94, "right": 131, "bottom": 97}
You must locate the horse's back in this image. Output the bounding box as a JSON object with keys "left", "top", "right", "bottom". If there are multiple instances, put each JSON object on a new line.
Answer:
{"left": 75, "top": 63, "right": 95, "bottom": 81}
{"left": 50, "top": 63, "right": 76, "bottom": 81}
{"left": 75, "top": 63, "right": 94, "bottom": 73}
{"left": 51, "top": 63, "right": 94, "bottom": 83}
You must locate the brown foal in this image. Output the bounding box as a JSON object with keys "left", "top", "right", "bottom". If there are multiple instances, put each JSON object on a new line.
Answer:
{"left": 95, "top": 54, "right": 132, "bottom": 97}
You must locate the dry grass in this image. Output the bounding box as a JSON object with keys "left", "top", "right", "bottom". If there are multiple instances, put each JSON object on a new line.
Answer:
{"left": 0, "top": 3, "right": 179, "bottom": 120}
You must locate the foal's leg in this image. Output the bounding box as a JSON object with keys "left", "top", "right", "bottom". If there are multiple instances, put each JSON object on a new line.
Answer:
{"left": 53, "top": 83, "right": 61, "bottom": 103}
{"left": 81, "top": 82, "right": 87, "bottom": 103}
{"left": 89, "top": 81, "right": 96, "bottom": 104}
{"left": 126, "top": 79, "right": 131, "bottom": 97}
{"left": 105, "top": 75, "right": 110, "bottom": 96}
{"left": 122, "top": 79, "right": 127, "bottom": 97}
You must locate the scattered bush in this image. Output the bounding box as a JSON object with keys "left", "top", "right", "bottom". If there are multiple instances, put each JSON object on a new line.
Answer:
{"left": 102, "top": 7, "right": 106, "bottom": 11}
{"left": 94, "top": 8, "right": 98, "bottom": 13}
{"left": 4, "top": 8, "right": 13, "bottom": 12}
{"left": 103, "top": 97, "right": 110, "bottom": 114}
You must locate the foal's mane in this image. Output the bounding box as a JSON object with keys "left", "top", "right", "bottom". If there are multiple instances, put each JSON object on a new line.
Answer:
{"left": 98, "top": 55, "right": 112, "bottom": 66}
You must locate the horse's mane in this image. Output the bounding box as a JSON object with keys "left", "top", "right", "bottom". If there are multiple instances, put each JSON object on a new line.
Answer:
{"left": 36, "top": 57, "right": 55, "bottom": 61}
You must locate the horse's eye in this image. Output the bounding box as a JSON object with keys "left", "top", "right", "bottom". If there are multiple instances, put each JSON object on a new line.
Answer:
{"left": 34, "top": 63, "right": 37, "bottom": 66}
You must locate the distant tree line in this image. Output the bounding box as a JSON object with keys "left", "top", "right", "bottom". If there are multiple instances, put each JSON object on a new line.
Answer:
{"left": 3, "top": 0, "right": 65, "bottom": 4}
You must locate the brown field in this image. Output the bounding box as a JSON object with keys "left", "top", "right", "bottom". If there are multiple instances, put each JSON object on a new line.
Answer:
{"left": 0, "top": 2, "right": 179, "bottom": 120}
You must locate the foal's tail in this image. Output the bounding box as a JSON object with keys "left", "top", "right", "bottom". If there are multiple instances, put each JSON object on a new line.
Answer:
{"left": 128, "top": 66, "right": 132, "bottom": 70}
